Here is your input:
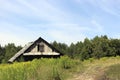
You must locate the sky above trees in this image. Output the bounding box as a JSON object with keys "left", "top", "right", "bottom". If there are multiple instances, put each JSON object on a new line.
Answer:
{"left": 0, "top": 0, "right": 120, "bottom": 46}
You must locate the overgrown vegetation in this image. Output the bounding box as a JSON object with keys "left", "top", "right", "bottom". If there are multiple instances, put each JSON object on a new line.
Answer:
{"left": 69, "top": 56, "right": 120, "bottom": 80}
{"left": 0, "top": 56, "right": 83, "bottom": 80}
{"left": 105, "top": 64, "right": 120, "bottom": 80}
{"left": 0, "top": 56, "right": 120, "bottom": 80}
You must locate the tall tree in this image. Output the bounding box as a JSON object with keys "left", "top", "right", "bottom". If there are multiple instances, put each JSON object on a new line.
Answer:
{"left": 0, "top": 45, "right": 5, "bottom": 63}
{"left": 52, "top": 41, "right": 68, "bottom": 55}
{"left": 80, "top": 38, "right": 92, "bottom": 60}
{"left": 110, "top": 39, "right": 120, "bottom": 56}
{"left": 3, "top": 43, "right": 22, "bottom": 63}
{"left": 92, "top": 35, "right": 110, "bottom": 59}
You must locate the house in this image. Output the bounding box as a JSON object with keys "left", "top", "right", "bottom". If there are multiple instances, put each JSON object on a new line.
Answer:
{"left": 8, "top": 37, "right": 63, "bottom": 63}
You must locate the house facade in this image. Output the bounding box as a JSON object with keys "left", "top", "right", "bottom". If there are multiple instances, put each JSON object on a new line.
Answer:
{"left": 8, "top": 37, "right": 63, "bottom": 63}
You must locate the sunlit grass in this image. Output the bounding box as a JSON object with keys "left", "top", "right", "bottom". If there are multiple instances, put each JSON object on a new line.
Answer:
{"left": 0, "top": 56, "right": 82, "bottom": 80}
{"left": 1, "top": 56, "right": 120, "bottom": 80}
{"left": 106, "top": 64, "right": 120, "bottom": 80}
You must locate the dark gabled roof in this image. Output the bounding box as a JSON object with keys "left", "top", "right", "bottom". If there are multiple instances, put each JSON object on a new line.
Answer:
{"left": 8, "top": 37, "right": 63, "bottom": 63}
{"left": 37, "top": 37, "right": 62, "bottom": 54}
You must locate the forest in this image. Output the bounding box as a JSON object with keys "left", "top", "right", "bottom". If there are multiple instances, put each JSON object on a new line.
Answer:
{"left": 52, "top": 35, "right": 120, "bottom": 60}
{"left": 0, "top": 35, "right": 120, "bottom": 63}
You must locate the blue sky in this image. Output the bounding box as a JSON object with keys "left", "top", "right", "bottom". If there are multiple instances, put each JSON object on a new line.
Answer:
{"left": 0, "top": 0, "right": 120, "bottom": 46}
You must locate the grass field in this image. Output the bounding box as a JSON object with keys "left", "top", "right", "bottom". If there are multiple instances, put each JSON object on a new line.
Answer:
{"left": 0, "top": 56, "right": 120, "bottom": 80}
{"left": 0, "top": 56, "right": 83, "bottom": 80}
{"left": 68, "top": 56, "right": 120, "bottom": 80}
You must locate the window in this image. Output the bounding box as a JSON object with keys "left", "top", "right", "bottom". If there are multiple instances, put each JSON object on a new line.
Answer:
{"left": 37, "top": 44, "right": 44, "bottom": 52}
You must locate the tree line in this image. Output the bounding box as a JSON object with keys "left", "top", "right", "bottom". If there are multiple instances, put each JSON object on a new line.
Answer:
{"left": 52, "top": 35, "right": 120, "bottom": 60}
{"left": 0, "top": 44, "right": 22, "bottom": 63}
{"left": 0, "top": 35, "right": 120, "bottom": 63}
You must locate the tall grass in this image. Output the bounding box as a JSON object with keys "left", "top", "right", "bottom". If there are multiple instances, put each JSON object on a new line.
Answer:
{"left": 105, "top": 64, "right": 120, "bottom": 80}
{"left": 76, "top": 56, "right": 120, "bottom": 80}
{"left": 1, "top": 56, "right": 120, "bottom": 80}
{"left": 0, "top": 56, "right": 82, "bottom": 80}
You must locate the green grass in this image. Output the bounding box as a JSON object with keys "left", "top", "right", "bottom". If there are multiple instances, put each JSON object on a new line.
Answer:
{"left": 0, "top": 56, "right": 83, "bottom": 80}
{"left": 68, "top": 56, "right": 120, "bottom": 80}
{"left": 1, "top": 56, "right": 120, "bottom": 80}
{"left": 106, "top": 64, "right": 120, "bottom": 80}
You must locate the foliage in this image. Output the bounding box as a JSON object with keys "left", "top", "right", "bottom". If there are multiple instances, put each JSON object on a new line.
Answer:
{"left": 0, "top": 55, "right": 120, "bottom": 80}
{"left": 0, "top": 43, "right": 22, "bottom": 63}
{"left": 0, "top": 45, "right": 5, "bottom": 63}
{"left": 0, "top": 56, "right": 82, "bottom": 80}
{"left": 52, "top": 35, "right": 120, "bottom": 60}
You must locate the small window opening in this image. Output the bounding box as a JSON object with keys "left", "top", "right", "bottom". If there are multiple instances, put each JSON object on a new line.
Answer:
{"left": 37, "top": 44, "right": 44, "bottom": 52}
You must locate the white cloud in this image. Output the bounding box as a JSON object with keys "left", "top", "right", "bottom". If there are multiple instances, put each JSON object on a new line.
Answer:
{"left": 48, "top": 29, "right": 86, "bottom": 45}
{"left": 1, "top": 0, "right": 116, "bottom": 46}
{"left": 15, "top": 0, "right": 71, "bottom": 23}
{"left": 74, "top": 0, "right": 120, "bottom": 17}
{"left": 91, "top": 20, "right": 104, "bottom": 33}
{"left": 97, "top": 0, "right": 120, "bottom": 17}
{"left": 111, "top": 34, "right": 120, "bottom": 39}
{"left": 0, "top": 0, "right": 64, "bottom": 21}
{"left": 47, "top": 24, "right": 87, "bottom": 44}
{"left": 0, "top": 21, "right": 87, "bottom": 46}
{"left": 0, "top": 22, "right": 38, "bottom": 46}
{"left": 74, "top": 0, "right": 96, "bottom": 5}
{"left": 25, "top": 23, "right": 87, "bottom": 45}
{"left": 0, "top": 0, "right": 28, "bottom": 16}
{"left": 0, "top": 33, "right": 27, "bottom": 46}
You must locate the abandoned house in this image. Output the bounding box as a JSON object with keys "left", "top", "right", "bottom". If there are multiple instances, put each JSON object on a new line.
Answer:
{"left": 8, "top": 37, "right": 63, "bottom": 63}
